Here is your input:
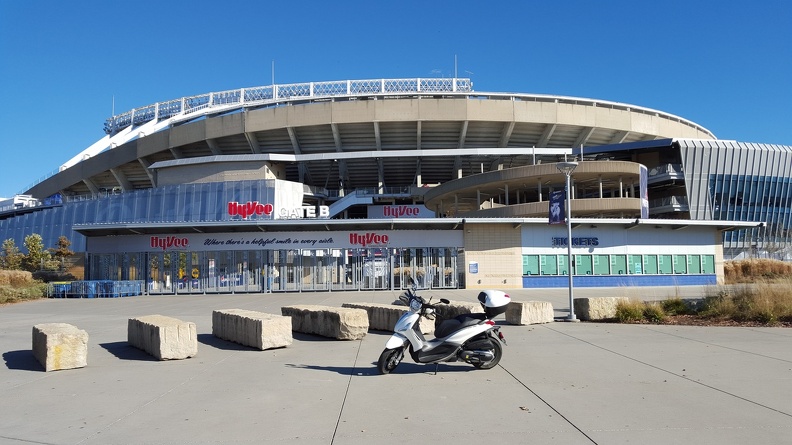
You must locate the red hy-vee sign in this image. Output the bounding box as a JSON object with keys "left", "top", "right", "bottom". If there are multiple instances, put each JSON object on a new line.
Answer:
{"left": 228, "top": 201, "right": 274, "bottom": 219}
{"left": 150, "top": 236, "right": 189, "bottom": 251}
{"left": 349, "top": 232, "right": 389, "bottom": 247}
{"left": 383, "top": 205, "right": 421, "bottom": 217}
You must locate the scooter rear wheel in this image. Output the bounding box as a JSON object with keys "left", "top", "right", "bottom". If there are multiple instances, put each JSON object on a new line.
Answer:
{"left": 473, "top": 338, "right": 503, "bottom": 369}
{"left": 378, "top": 348, "right": 404, "bottom": 374}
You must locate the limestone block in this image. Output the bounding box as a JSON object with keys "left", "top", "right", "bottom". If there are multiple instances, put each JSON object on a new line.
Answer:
{"left": 573, "top": 297, "right": 629, "bottom": 321}
{"left": 128, "top": 315, "right": 197, "bottom": 360}
{"left": 212, "top": 309, "right": 292, "bottom": 350}
{"left": 342, "top": 302, "right": 434, "bottom": 334}
{"left": 32, "top": 323, "right": 88, "bottom": 372}
{"left": 506, "top": 301, "right": 554, "bottom": 325}
{"left": 434, "top": 300, "right": 483, "bottom": 328}
{"left": 281, "top": 305, "right": 368, "bottom": 340}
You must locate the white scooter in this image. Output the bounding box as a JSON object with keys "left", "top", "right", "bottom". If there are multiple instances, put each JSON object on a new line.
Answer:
{"left": 377, "top": 287, "right": 510, "bottom": 374}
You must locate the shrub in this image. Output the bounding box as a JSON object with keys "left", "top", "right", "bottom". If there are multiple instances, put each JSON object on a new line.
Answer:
{"left": 643, "top": 303, "right": 666, "bottom": 323}
{"left": 700, "top": 293, "right": 737, "bottom": 319}
{"left": 662, "top": 297, "right": 692, "bottom": 315}
{"left": 615, "top": 299, "right": 644, "bottom": 323}
{"left": 32, "top": 270, "right": 78, "bottom": 283}
{"left": 0, "top": 282, "right": 47, "bottom": 304}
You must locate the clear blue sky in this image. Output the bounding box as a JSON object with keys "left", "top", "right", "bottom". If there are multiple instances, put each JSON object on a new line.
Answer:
{"left": 1, "top": 0, "right": 790, "bottom": 199}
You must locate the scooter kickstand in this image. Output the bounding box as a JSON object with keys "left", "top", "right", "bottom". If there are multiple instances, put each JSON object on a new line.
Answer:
{"left": 433, "top": 363, "right": 439, "bottom": 375}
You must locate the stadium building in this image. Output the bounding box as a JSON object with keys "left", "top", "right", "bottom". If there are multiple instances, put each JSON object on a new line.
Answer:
{"left": 0, "top": 78, "right": 787, "bottom": 294}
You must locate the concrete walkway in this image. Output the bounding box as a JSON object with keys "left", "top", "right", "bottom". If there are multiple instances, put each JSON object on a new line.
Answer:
{"left": 1, "top": 286, "right": 791, "bottom": 444}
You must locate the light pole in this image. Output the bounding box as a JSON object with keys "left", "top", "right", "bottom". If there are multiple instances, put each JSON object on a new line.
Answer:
{"left": 556, "top": 161, "right": 578, "bottom": 321}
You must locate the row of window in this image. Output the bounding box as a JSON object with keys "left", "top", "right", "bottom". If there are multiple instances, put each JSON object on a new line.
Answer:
{"left": 522, "top": 254, "right": 716, "bottom": 276}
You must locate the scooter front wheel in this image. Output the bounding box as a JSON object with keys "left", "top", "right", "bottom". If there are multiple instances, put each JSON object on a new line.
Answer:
{"left": 377, "top": 347, "right": 404, "bottom": 374}
{"left": 473, "top": 338, "right": 503, "bottom": 370}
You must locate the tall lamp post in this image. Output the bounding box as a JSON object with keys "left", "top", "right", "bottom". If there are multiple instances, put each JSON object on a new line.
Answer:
{"left": 556, "top": 161, "right": 579, "bottom": 321}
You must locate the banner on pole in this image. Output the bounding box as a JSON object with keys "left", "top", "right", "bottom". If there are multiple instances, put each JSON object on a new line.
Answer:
{"left": 640, "top": 165, "right": 649, "bottom": 219}
{"left": 549, "top": 190, "right": 565, "bottom": 225}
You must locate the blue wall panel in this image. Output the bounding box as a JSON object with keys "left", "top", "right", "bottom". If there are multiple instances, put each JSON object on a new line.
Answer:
{"left": 523, "top": 274, "right": 717, "bottom": 288}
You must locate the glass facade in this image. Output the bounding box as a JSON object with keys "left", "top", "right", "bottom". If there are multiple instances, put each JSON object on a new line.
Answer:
{"left": 710, "top": 174, "right": 792, "bottom": 250}
{"left": 0, "top": 180, "right": 280, "bottom": 251}
{"left": 88, "top": 247, "right": 459, "bottom": 293}
{"left": 678, "top": 140, "right": 792, "bottom": 258}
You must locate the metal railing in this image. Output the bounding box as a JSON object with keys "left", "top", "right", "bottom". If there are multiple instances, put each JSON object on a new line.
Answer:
{"left": 649, "top": 196, "right": 689, "bottom": 209}
{"left": 648, "top": 164, "right": 684, "bottom": 177}
{"left": 104, "top": 78, "right": 473, "bottom": 135}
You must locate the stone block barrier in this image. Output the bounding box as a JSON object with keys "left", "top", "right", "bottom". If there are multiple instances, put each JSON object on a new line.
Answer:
{"left": 342, "top": 302, "right": 434, "bottom": 334}
{"left": 505, "top": 301, "right": 554, "bottom": 325}
{"left": 573, "top": 297, "right": 629, "bottom": 321}
{"left": 128, "top": 315, "right": 197, "bottom": 360}
{"left": 281, "top": 305, "right": 368, "bottom": 340}
{"left": 212, "top": 309, "right": 292, "bottom": 350}
{"left": 32, "top": 323, "right": 88, "bottom": 372}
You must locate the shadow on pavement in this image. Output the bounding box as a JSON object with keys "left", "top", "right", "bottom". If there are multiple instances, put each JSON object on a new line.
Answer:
{"left": 285, "top": 361, "right": 475, "bottom": 376}
{"left": 197, "top": 333, "right": 259, "bottom": 351}
{"left": 99, "top": 341, "right": 159, "bottom": 361}
{"left": 3, "top": 350, "right": 43, "bottom": 371}
{"left": 292, "top": 332, "right": 352, "bottom": 342}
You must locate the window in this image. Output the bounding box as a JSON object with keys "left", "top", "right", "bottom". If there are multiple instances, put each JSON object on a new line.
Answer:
{"left": 658, "top": 255, "right": 673, "bottom": 274}
{"left": 576, "top": 255, "right": 593, "bottom": 275}
{"left": 643, "top": 255, "right": 659, "bottom": 274}
{"left": 523, "top": 255, "right": 539, "bottom": 276}
{"left": 673, "top": 255, "right": 687, "bottom": 274}
{"left": 559, "top": 255, "right": 569, "bottom": 275}
{"left": 628, "top": 255, "right": 643, "bottom": 274}
{"left": 593, "top": 255, "right": 609, "bottom": 275}
{"left": 540, "top": 255, "right": 558, "bottom": 275}
{"left": 702, "top": 255, "right": 715, "bottom": 274}
{"left": 687, "top": 255, "right": 702, "bottom": 274}
{"left": 610, "top": 255, "right": 627, "bottom": 275}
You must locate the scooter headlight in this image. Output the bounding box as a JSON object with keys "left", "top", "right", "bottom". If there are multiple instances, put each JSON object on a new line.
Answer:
{"left": 409, "top": 297, "right": 422, "bottom": 312}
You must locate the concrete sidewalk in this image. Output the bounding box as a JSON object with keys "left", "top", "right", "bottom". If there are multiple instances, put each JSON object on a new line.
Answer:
{"left": 1, "top": 287, "right": 791, "bottom": 444}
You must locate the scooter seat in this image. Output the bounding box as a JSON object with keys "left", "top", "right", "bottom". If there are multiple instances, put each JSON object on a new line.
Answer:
{"left": 434, "top": 313, "right": 487, "bottom": 338}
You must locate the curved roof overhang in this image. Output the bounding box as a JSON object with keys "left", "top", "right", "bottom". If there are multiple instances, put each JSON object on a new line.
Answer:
{"left": 72, "top": 217, "right": 762, "bottom": 238}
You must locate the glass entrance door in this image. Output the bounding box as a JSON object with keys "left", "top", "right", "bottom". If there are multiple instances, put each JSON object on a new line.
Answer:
{"left": 148, "top": 252, "right": 175, "bottom": 295}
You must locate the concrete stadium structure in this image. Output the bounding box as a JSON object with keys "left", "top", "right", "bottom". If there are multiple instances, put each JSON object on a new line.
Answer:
{"left": 0, "top": 78, "right": 786, "bottom": 293}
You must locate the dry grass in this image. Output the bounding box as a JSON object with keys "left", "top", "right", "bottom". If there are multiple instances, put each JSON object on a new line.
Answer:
{"left": 613, "top": 277, "right": 792, "bottom": 327}
{"left": 0, "top": 270, "right": 46, "bottom": 304}
{"left": 724, "top": 259, "right": 792, "bottom": 283}
{"left": 701, "top": 279, "right": 792, "bottom": 324}
{"left": 0, "top": 270, "right": 35, "bottom": 286}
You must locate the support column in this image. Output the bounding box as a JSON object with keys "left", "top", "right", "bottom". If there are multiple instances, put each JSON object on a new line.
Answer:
{"left": 598, "top": 175, "right": 603, "bottom": 198}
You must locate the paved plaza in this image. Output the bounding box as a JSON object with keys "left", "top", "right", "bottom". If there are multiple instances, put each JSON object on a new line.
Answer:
{"left": 1, "top": 286, "right": 791, "bottom": 444}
